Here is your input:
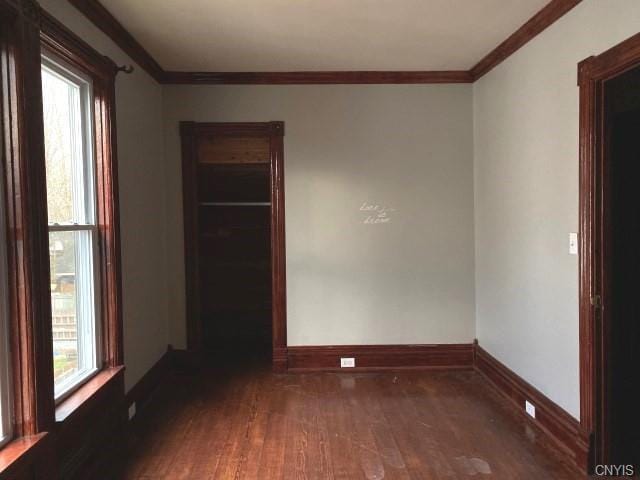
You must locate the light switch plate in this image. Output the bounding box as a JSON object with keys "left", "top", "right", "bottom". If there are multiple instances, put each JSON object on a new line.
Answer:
{"left": 340, "top": 357, "right": 355, "bottom": 368}
{"left": 569, "top": 232, "right": 578, "bottom": 255}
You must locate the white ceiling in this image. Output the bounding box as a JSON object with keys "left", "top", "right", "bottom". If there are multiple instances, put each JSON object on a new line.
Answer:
{"left": 101, "top": 0, "right": 549, "bottom": 72}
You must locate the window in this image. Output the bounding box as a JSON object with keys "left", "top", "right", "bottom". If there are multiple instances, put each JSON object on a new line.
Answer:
{"left": 0, "top": 121, "right": 11, "bottom": 448}
{"left": 42, "top": 56, "right": 101, "bottom": 400}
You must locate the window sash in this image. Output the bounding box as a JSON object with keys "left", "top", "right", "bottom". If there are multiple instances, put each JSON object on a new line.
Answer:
{"left": 41, "top": 56, "right": 97, "bottom": 227}
{"left": 50, "top": 227, "right": 101, "bottom": 401}
{"left": 49, "top": 224, "right": 97, "bottom": 232}
{"left": 42, "top": 54, "right": 102, "bottom": 402}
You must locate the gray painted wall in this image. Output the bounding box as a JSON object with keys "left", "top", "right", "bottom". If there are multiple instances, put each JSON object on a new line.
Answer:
{"left": 163, "top": 85, "right": 476, "bottom": 347}
{"left": 38, "top": 0, "right": 170, "bottom": 392}
{"left": 473, "top": 0, "right": 640, "bottom": 419}
{"left": 40, "top": 0, "right": 640, "bottom": 420}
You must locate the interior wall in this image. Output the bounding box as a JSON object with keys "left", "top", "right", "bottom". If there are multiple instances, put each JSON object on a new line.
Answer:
{"left": 473, "top": 0, "right": 640, "bottom": 419}
{"left": 163, "top": 85, "right": 475, "bottom": 348}
{"left": 38, "top": 0, "right": 169, "bottom": 391}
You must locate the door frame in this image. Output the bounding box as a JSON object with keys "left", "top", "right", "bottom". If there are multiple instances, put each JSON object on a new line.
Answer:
{"left": 180, "top": 121, "right": 288, "bottom": 372}
{"left": 578, "top": 32, "right": 640, "bottom": 468}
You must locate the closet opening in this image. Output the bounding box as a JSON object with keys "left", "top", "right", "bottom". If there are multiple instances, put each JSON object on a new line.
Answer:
{"left": 180, "top": 122, "right": 287, "bottom": 370}
{"left": 600, "top": 65, "right": 640, "bottom": 469}
{"left": 579, "top": 36, "right": 640, "bottom": 472}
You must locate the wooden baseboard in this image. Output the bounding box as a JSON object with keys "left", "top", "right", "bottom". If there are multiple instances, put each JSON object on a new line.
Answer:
{"left": 124, "top": 346, "right": 208, "bottom": 427}
{"left": 168, "top": 347, "right": 203, "bottom": 370}
{"left": 286, "top": 343, "right": 474, "bottom": 372}
{"left": 473, "top": 343, "right": 589, "bottom": 473}
{"left": 55, "top": 368, "right": 126, "bottom": 480}
{"left": 125, "top": 348, "right": 173, "bottom": 412}
{"left": 272, "top": 347, "right": 288, "bottom": 373}
{"left": 0, "top": 434, "right": 52, "bottom": 480}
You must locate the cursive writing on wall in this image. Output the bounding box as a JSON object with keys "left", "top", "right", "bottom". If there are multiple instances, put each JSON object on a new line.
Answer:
{"left": 360, "top": 202, "right": 395, "bottom": 224}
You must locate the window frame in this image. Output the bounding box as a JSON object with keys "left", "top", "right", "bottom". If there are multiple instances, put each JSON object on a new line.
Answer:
{"left": 0, "top": 4, "right": 123, "bottom": 464}
{"left": 41, "top": 55, "right": 104, "bottom": 402}
{"left": 0, "top": 132, "right": 12, "bottom": 449}
{"left": 40, "top": 13, "right": 123, "bottom": 394}
{"left": 0, "top": 0, "right": 57, "bottom": 443}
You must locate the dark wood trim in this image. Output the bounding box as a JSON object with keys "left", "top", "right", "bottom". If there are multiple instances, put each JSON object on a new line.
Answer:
{"left": 40, "top": 9, "right": 124, "bottom": 369}
{"left": 474, "top": 344, "right": 589, "bottom": 473}
{"left": 0, "top": 433, "right": 52, "bottom": 480}
{"left": 163, "top": 71, "right": 473, "bottom": 85}
{"left": 185, "top": 121, "right": 284, "bottom": 138}
{"left": 180, "top": 121, "right": 287, "bottom": 372}
{"left": 0, "top": 2, "right": 124, "bottom": 478}
{"left": 167, "top": 347, "right": 201, "bottom": 370}
{"left": 1, "top": 0, "right": 56, "bottom": 438}
{"left": 577, "top": 31, "right": 640, "bottom": 470}
{"left": 471, "top": 0, "right": 582, "bottom": 80}
{"left": 268, "top": 123, "right": 287, "bottom": 373}
{"left": 124, "top": 347, "right": 209, "bottom": 419}
{"left": 53, "top": 367, "right": 125, "bottom": 480}
{"left": 54, "top": 367, "right": 124, "bottom": 423}
{"left": 179, "top": 122, "right": 200, "bottom": 353}
{"left": 577, "top": 54, "right": 598, "bottom": 467}
{"left": 66, "top": 0, "right": 165, "bottom": 82}
{"left": 0, "top": 12, "right": 128, "bottom": 479}
{"left": 287, "top": 344, "right": 474, "bottom": 372}
{"left": 66, "top": 0, "right": 586, "bottom": 85}
{"left": 124, "top": 349, "right": 172, "bottom": 413}
{"left": 93, "top": 48, "right": 123, "bottom": 369}
{"left": 579, "top": 32, "right": 640, "bottom": 82}
{"left": 40, "top": 10, "right": 116, "bottom": 78}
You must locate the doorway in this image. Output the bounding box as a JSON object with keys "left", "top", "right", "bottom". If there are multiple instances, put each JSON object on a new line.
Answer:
{"left": 180, "top": 122, "right": 287, "bottom": 371}
{"left": 579, "top": 34, "right": 640, "bottom": 471}
{"left": 603, "top": 66, "right": 640, "bottom": 469}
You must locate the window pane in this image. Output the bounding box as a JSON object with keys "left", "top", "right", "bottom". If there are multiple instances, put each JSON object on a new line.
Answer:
{"left": 50, "top": 230, "right": 98, "bottom": 397}
{"left": 43, "top": 57, "right": 100, "bottom": 400}
{"left": 42, "top": 65, "right": 91, "bottom": 225}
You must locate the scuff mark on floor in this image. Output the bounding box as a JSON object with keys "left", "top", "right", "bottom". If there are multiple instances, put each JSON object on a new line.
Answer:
{"left": 454, "top": 456, "right": 492, "bottom": 475}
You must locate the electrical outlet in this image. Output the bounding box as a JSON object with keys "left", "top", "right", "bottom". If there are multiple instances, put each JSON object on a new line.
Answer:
{"left": 525, "top": 400, "right": 536, "bottom": 418}
{"left": 340, "top": 357, "right": 355, "bottom": 368}
{"left": 128, "top": 402, "right": 137, "bottom": 420}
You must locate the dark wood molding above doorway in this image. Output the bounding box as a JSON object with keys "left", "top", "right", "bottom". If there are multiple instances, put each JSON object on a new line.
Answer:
{"left": 180, "top": 121, "right": 287, "bottom": 372}
{"left": 578, "top": 31, "right": 640, "bottom": 470}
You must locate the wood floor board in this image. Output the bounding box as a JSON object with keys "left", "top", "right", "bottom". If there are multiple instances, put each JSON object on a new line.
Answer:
{"left": 122, "top": 358, "right": 587, "bottom": 479}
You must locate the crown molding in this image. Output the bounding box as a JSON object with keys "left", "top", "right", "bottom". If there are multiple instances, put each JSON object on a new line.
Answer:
{"left": 162, "top": 70, "right": 473, "bottom": 85}
{"left": 67, "top": 0, "right": 165, "bottom": 82}
{"left": 67, "top": 0, "right": 581, "bottom": 85}
{"left": 40, "top": 9, "right": 117, "bottom": 78}
{"left": 470, "top": 0, "right": 582, "bottom": 80}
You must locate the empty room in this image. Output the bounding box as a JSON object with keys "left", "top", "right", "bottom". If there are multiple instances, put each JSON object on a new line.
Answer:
{"left": 0, "top": 0, "right": 639, "bottom": 478}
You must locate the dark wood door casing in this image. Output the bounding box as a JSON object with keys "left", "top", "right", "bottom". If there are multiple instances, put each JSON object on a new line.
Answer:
{"left": 578, "top": 31, "right": 640, "bottom": 469}
{"left": 180, "top": 122, "right": 287, "bottom": 372}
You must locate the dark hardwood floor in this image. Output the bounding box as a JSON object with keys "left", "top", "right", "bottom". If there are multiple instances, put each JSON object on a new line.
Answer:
{"left": 123, "top": 356, "right": 586, "bottom": 479}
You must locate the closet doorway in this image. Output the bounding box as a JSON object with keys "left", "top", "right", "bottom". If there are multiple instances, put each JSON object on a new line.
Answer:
{"left": 180, "top": 122, "right": 287, "bottom": 371}
{"left": 579, "top": 35, "right": 640, "bottom": 470}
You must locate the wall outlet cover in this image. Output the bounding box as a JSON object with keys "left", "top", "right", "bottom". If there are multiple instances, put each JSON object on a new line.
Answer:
{"left": 340, "top": 357, "right": 355, "bottom": 368}
{"left": 525, "top": 400, "right": 536, "bottom": 418}
{"left": 128, "top": 403, "right": 137, "bottom": 420}
{"left": 569, "top": 232, "right": 578, "bottom": 255}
